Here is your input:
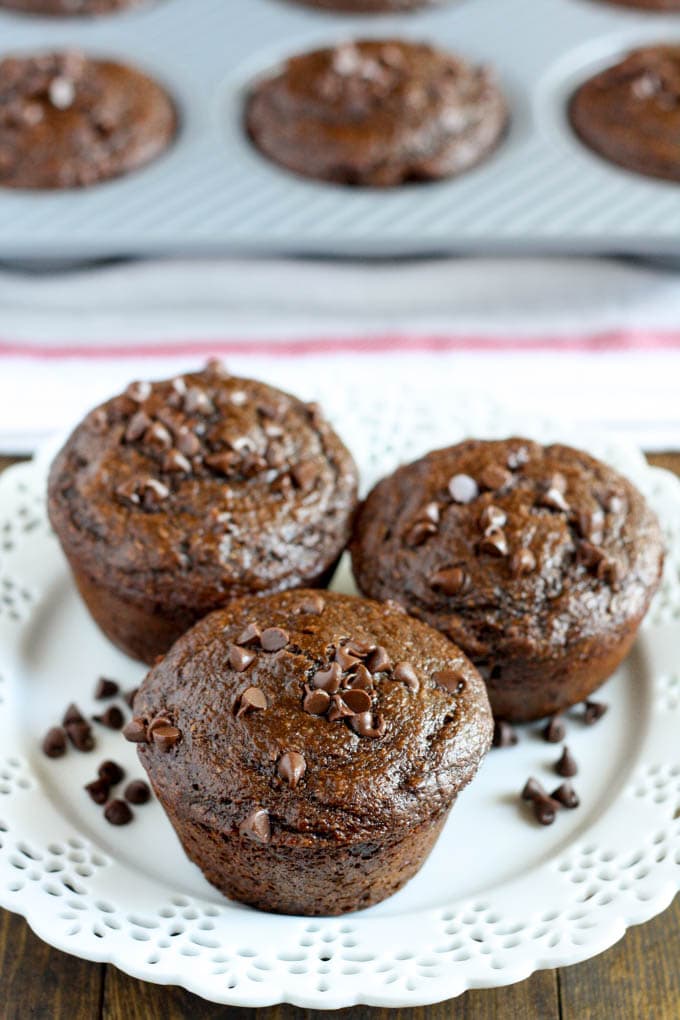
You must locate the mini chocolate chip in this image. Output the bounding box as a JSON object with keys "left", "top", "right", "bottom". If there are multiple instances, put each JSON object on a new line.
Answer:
{"left": 429, "top": 566, "right": 467, "bottom": 596}
{"left": 278, "top": 751, "right": 306, "bottom": 788}
{"left": 124, "top": 688, "right": 138, "bottom": 709}
{"left": 404, "top": 520, "right": 437, "bottom": 547}
{"left": 42, "top": 727, "right": 67, "bottom": 759}
{"left": 115, "top": 478, "right": 141, "bottom": 507}
{"left": 479, "top": 504, "right": 507, "bottom": 533}
{"left": 341, "top": 689, "right": 373, "bottom": 715}
{"left": 393, "top": 662, "right": 419, "bottom": 693}
{"left": 521, "top": 777, "right": 546, "bottom": 801}
{"left": 533, "top": 795, "right": 560, "bottom": 826}
{"left": 575, "top": 508, "right": 605, "bottom": 543}
{"left": 478, "top": 528, "right": 509, "bottom": 557}
{"left": 123, "top": 717, "right": 148, "bottom": 743}
{"left": 539, "top": 486, "right": 570, "bottom": 513}
{"left": 366, "top": 646, "right": 391, "bottom": 674}
{"left": 176, "top": 428, "right": 201, "bottom": 457}
{"left": 236, "top": 623, "right": 261, "bottom": 647}
{"left": 350, "top": 711, "right": 386, "bottom": 739}
{"left": 346, "top": 664, "right": 374, "bottom": 691}
{"left": 125, "top": 380, "right": 151, "bottom": 403}
{"left": 93, "top": 706, "right": 125, "bottom": 731}
{"left": 62, "top": 703, "right": 85, "bottom": 726}
{"left": 66, "top": 721, "right": 94, "bottom": 752}
{"left": 104, "top": 799, "right": 133, "bottom": 826}
{"left": 239, "top": 807, "right": 271, "bottom": 844}
{"left": 144, "top": 422, "right": 172, "bottom": 450}
{"left": 556, "top": 746, "right": 578, "bottom": 777}
{"left": 125, "top": 780, "right": 151, "bottom": 805}
{"left": 236, "top": 686, "right": 268, "bottom": 718}
{"left": 261, "top": 627, "right": 289, "bottom": 652}
{"left": 335, "top": 645, "right": 361, "bottom": 671}
{"left": 142, "top": 478, "right": 170, "bottom": 510}
{"left": 147, "top": 715, "right": 172, "bottom": 736}
{"left": 184, "top": 387, "right": 214, "bottom": 416}
{"left": 312, "top": 662, "right": 342, "bottom": 693}
{"left": 94, "top": 677, "right": 119, "bottom": 700}
{"left": 551, "top": 782, "right": 580, "bottom": 809}
{"left": 125, "top": 411, "right": 152, "bottom": 442}
{"left": 163, "top": 449, "right": 192, "bottom": 474}
{"left": 303, "top": 687, "right": 330, "bottom": 715}
{"left": 85, "top": 778, "right": 110, "bottom": 805}
{"left": 291, "top": 461, "right": 316, "bottom": 492}
{"left": 152, "top": 725, "right": 181, "bottom": 752}
{"left": 543, "top": 716, "right": 566, "bottom": 743}
{"left": 448, "top": 473, "right": 479, "bottom": 504}
{"left": 511, "top": 548, "right": 536, "bottom": 577}
{"left": 433, "top": 670, "right": 466, "bottom": 695}
{"left": 295, "top": 593, "right": 325, "bottom": 616}
{"left": 205, "top": 452, "right": 238, "bottom": 476}
{"left": 492, "top": 720, "right": 518, "bottom": 748}
{"left": 229, "top": 644, "right": 257, "bottom": 672}
{"left": 480, "top": 464, "right": 512, "bottom": 491}
{"left": 584, "top": 700, "right": 608, "bottom": 725}
{"left": 327, "top": 694, "right": 356, "bottom": 722}
{"left": 98, "top": 760, "right": 125, "bottom": 785}
{"left": 420, "top": 501, "right": 440, "bottom": 524}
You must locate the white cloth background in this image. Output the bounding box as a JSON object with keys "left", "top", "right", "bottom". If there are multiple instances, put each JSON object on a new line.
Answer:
{"left": 0, "top": 256, "right": 678, "bottom": 453}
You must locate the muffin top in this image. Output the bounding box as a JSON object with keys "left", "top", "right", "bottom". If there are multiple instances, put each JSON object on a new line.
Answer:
{"left": 351, "top": 438, "right": 664, "bottom": 665}
{"left": 246, "top": 39, "right": 507, "bottom": 187}
{"left": 129, "top": 590, "right": 492, "bottom": 843}
{"left": 48, "top": 364, "right": 358, "bottom": 612}
{"left": 0, "top": 51, "right": 175, "bottom": 189}
{"left": 570, "top": 46, "right": 680, "bottom": 183}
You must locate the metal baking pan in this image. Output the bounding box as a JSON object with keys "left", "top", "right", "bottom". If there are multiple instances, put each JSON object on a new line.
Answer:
{"left": 0, "top": 0, "right": 679, "bottom": 259}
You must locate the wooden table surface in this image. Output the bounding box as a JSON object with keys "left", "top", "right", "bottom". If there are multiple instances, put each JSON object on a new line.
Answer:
{"left": 1, "top": 452, "right": 678, "bottom": 1020}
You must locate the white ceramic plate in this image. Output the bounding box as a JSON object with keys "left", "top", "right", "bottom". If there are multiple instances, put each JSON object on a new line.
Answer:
{"left": 0, "top": 384, "right": 678, "bottom": 1008}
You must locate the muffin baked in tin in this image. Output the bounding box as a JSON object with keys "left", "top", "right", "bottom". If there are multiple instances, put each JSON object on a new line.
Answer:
{"left": 127, "top": 589, "right": 493, "bottom": 915}
{"left": 48, "top": 364, "right": 359, "bottom": 664}
{"left": 351, "top": 438, "right": 664, "bottom": 722}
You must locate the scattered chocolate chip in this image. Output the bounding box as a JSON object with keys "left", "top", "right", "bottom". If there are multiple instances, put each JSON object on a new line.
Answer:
{"left": 479, "top": 504, "right": 507, "bottom": 533}
{"left": 104, "top": 799, "right": 133, "bottom": 826}
{"left": 556, "top": 746, "right": 578, "bottom": 777}
{"left": 205, "top": 451, "right": 238, "bottom": 476}
{"left": 277, "top": 751, "right": 306, "bottom": 789}
{"left": 492, "top": 720, "right": 518, "bottom": 748}
{"left": 478, "top": 528, "right": 509, "bottom": 557}
{"left": 350, "top": 711, "right": 386, "bottom": 739}
{"left": 419, "top": 501, "right": 440, "bottom": 524}
{"left": 124, "top": 410, "right": 152, "bottom": 443}
{"left": 433, "top": 670, "right": 466, "bottom": 695}
{"left": 236, "top": 686, "right": 268, "bottom": 718}
{"left": 429, "top": 566, "right": 467, "bottom": 596}
{"left": 162, "top": 449, "right": 192, "bottom": 474}
{"left": 125, "top": 380, "right": 151, "bottom": 404}
{"left": 94, "top": 677, "right": 119, "bottom": 700}
{"left": 295, "top": 593, "right": 325, "bottom": 616}
{"left": 124, "top": 688, "right": 138, "bottom": 710}
{"left": 312, "top": 662, "right": 342, "bottom": 694}
{"left": 303, "top": 687, "right": 330, "bottom": 715}
{"left": 85, "top": 778, "right": 110, "bottom": 805}
{"left": 543, "top": 716, "right": 566, "bottom": 743}
{"left": 366, "top": 646, "right": 390, "bottom": 674}
{"left": 291, "top": 461, "right": 316, "bottom": 492}
{"left": 144, "top": 421, "right": 172, "bottom": 450}
{"left": 261, "top": 627, "right": 289, "bottom": 652}
{"left": 93, "top": 706, "right": 125, "bottom": 731}
{"left": 341, "top": 689, "right": 373, "bottom": 715}
{"left": 62, "top": 703, "right": 85, "bottom": 726}
{"left": 239, "top": 807, "right": 271, "bottom": 844}
{"left": 335, "top": 645, "right": 361, "bottom": 671}
{"left": 125, "top": 780, "right": 151, "bottom": 805}
{"left": 393, "top": 662, "right": 419, "bottom": 693}
{"left": 66, "top": 721, "right": 95, "bottom": 753}
{"left": 147, "top": 715, "right": 172, "bottom": 736}
{"left": 551, "top": 782, "right": 580, "bottom": 809}
{"left": 98, "top": 760, "right": 125, "bottom": 786}
{"left": 236, "top": 623, "right": 261, "bottom": 647}
{"left": 115, "top": 478, "right": 141, "bottom": 507}
{"left": 539, "top": 485, "right": 570, "bottom": 513}
{"left": 404, "top": 520, "right": 437, "bottom": 547}
{"left": 511, "top": 548, "right": 536, "bottom": 577}
{"left": 176, "top": 427, "right": 201, "bottom": 457}
{"left": 521, "top": 777, "right": 546, "bottom": 801}
{"left": 228, "top": 644, "right": 257, "bottom": 672}
{"left": 533, "top": 794, "right": 560, "bottom": 826}
{"left": 575, "top": 508, "right": 605, "bottom": 543}
{"left": 42, "top": 726, "right": 67, "bottom": 759}
{"left": 448, "top": 473, "right": 479, "bottom": 504}
{"left": 151, "top": 725, "right": 181, "bottom": 752}
{"left": 184, "top": 387, "right": 214, "bottom": 416}
{"left": 141, "top": 478, "right": 170, "bottom": 510}
{"left": 584, "top": 700, "right": 608, "bottom": 725}
{"left": 327, "top": 694, "right": 356, "bottom": 722}
{"left": 480, "top": 463, "right": 512, "bottom": 491}
{"left": 123, "top": 717, "right": 148, "bottom": 743}
{"left": 346, "top": 664, "right": 374, "bottom": 691}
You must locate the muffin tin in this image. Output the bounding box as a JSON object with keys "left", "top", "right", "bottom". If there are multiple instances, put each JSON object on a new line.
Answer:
{"left": 1, "top": 0, "right": 679, "bottom": 259}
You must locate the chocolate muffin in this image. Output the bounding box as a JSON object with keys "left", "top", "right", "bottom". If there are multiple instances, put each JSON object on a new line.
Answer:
{"left": 0, "top": 51, "right": 176, "bottom": 189}
{"left": 245, "top": 40, "right": 508, "bottom": 187}
{"left": 570, "top": 46, "right": 680, "bottom": 183}
{"left": 0, "top": 0, "right": 143, "bottom": 13}
{"left": 351, "top": 438, "right": 664, "bottom": 722}
{"left": 126, "top": 589, "right": 492, "bottom": 915}
{"left": 48, "top": 364, "right": 359, "bottom": 664}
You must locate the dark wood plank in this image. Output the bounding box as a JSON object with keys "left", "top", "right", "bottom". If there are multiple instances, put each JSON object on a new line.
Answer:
{"left": 103, "top": 965, "right": 558, "bottom": 1020}
{"left": 0, "top": 908, "right": 104, "bottom": 1020}
{"left": 559, "top": 896, "right": 680, "bottom": 1020}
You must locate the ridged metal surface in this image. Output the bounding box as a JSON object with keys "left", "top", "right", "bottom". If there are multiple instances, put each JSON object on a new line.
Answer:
{"left": 0, "top": 0, "right": 679, "bottom": 258}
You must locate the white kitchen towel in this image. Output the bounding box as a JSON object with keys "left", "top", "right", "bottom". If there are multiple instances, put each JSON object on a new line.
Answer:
{"left": 0, "top": 256, "right": 678, "bottom": 453}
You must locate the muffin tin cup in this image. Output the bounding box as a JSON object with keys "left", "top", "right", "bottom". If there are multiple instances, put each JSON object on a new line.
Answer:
{"left": 1, "top": 0, "right": 680, "bottom": 260}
